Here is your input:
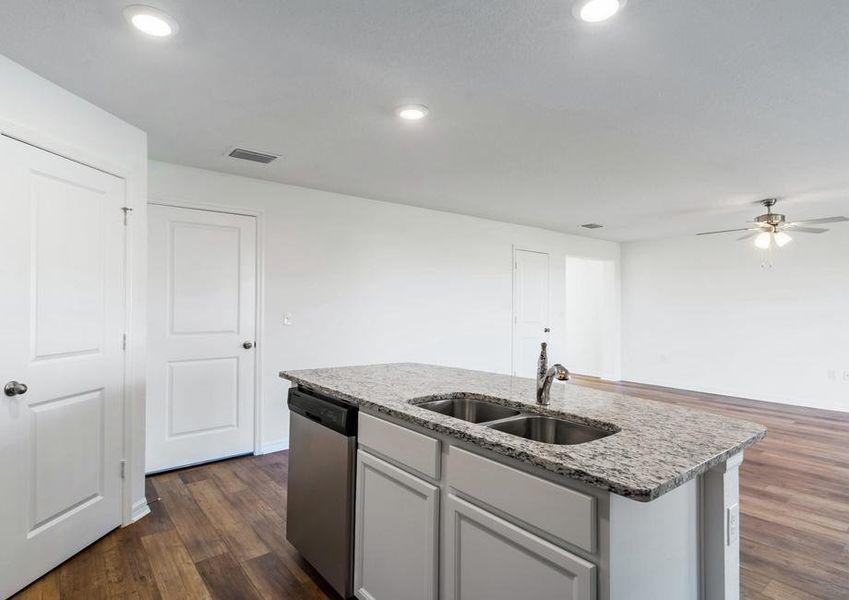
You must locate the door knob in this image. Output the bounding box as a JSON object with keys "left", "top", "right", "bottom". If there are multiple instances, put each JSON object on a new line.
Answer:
{"left": 242, "top": 341, "right": 254, "bottom": 349}
{"left": 544, "top": 328, "right": 550, "bottom": 333}
{"left": 4, "top": 381, "right": 28, "bottom": 397}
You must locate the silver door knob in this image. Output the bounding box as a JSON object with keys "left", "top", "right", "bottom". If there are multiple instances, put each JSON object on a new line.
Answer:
{"left": 544, "top": 327, "right": 550, "bottom": 333}
{"left": 4, "top": 381, "right": 28, "bottom": 397}
{"left": 242, "top": 341, "right": 254, "bottom": 349}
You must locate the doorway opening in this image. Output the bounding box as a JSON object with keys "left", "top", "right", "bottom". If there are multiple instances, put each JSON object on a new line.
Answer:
{"left": 564, "top": 256, "right": 619, "bottom": 380}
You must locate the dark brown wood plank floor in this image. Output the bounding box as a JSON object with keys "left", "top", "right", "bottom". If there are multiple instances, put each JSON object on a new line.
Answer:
{"left": 13, "top": 379, "right": 849, "bottom": 599}
{"left": 573, "top": 377, "right": 849, "bottom": 600}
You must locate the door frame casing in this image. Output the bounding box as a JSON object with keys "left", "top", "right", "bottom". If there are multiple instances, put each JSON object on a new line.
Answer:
{"left": 147, "top": 196, "right": 266, "bottom": 457}
{"left": 0, "top": 118, "right": 143, "bottom": 526}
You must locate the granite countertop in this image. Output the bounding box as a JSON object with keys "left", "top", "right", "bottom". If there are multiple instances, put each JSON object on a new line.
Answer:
{"left": 279, "top": 363, "right": 767, "bottom": 501}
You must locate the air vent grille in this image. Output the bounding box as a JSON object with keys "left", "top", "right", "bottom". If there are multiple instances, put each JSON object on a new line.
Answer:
{"left": 581, "top": 223, "right": 604, "bottom": 229}
{"left": 227, "top": 147, "right": 279, "bottom": 164}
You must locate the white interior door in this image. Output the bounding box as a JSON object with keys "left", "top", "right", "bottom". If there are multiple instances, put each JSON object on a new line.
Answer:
{"left": 512, "top": 249, "right": 550, "bottom": 377}
{"left": 147, "top": 204, "right": 257, "bottom": 473}
{"left": 0, "top": 135, "right": 126, "bottom": 598}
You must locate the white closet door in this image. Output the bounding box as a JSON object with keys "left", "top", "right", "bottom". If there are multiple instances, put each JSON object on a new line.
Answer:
{"left": 512, "top": 248, "right": 550, "bottom": 377}
{"left": 146, "top": 204, "right": 257, "bottom": 472}
{"left": 0, "top": 135, "right": 126, "bottom": 598}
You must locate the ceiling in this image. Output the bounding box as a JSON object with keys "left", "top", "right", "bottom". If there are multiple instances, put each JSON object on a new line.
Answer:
{"left": 1, "top": 0, "right": 847, "bottom": 241}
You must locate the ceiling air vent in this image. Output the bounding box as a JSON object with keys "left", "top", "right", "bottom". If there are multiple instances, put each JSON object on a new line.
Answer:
{"left": 227, "top": 147, "right": 279, "bottom": 164}
{"left": 581, "top": 223, "right": 604, "bottom": 229}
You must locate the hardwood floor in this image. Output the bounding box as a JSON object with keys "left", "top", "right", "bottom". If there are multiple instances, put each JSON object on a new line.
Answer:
{"left": 13, "top": 379, "right": 849, "bottom": 599}
{"left": 14, "top": 451, "right": 341, "bottom": 600}
{"left": 574, "top": 377, "right": 849, "bottom": 600}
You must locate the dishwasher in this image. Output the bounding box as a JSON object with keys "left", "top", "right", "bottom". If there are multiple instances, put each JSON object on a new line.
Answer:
{"left": 286, "top": 387, "right": 358, "bottom": 599}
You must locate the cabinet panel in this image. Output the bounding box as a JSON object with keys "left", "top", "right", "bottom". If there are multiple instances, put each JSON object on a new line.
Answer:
{"left": 448, "top": 446, "right": 596, "bottom": 552}
{"left": 359, "top": 412, "right": 441, "bottom": 479}
{"left": 354, "top": 450, "right": 438, "bottom": 600}
{"left": 445, "top": 495, "right": 595, "bottom": 600}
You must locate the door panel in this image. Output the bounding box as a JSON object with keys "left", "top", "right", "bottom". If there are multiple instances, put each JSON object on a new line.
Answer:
{"left": 170, "top": 221, "right": 241, "bottom": 334}
{"left": 31, "top": 172, "right": 106, "bottom": 358}
{"left": 168, "top": 357, "right": 239, "bottom": 436}
{"left": 0, "top": 135, "right": 126, "bottom": 598}
{"left": 147, "top": 205, "right": 257, "bottom": 472}
{"left": 30, "top": 389, "right": 105, "bottom": 530}
{"left": 512, "top": 249, "right": 550, "bottom": 377}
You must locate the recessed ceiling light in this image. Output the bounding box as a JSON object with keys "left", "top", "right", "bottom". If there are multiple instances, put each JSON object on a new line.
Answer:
{"left": 124, "top": 5, "right": 179, "bottom": 37}
{"left": 395, "top": 105, "right": 430, "bottom": 121}
{"left": 573, "top": 0, "right": 625, "bottom": 23}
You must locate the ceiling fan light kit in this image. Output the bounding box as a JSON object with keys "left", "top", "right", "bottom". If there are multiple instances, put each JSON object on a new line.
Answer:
{"left": 697, "top": 198, "right": 848, "bottom": 251}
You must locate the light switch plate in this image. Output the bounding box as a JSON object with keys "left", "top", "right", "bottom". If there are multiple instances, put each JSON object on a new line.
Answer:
{"left": 727, "top": 503, "right": 739, "bottom": 545}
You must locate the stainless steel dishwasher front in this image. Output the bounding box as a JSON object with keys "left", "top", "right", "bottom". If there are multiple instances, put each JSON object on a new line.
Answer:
{"left": 286, "top": 387, "right": 358, "bottom": 599}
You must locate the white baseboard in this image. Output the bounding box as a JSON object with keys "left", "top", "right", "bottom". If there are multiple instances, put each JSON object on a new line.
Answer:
{"left": 130, "top": 498, "right": 150, "bottom": 523}
{"left": 258, "top": 436, "right": 289, "bottom": 455}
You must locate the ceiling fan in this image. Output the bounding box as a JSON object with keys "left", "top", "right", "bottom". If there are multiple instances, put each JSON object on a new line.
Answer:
{"left": 697, "top": 198, "right": 849, "bottom": 249}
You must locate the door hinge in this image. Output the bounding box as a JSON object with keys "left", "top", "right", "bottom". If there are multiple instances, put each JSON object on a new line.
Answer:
{"left": 121, "top": 206, "right": 133, "bottom": 226}
{"left": 120, "top": 460, "right": 126, "bottom": 480}
{"left": 122, "top": 333, "right": 127, "bottom": 350}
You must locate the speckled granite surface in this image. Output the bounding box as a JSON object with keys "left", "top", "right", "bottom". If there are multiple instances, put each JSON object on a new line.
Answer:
{"left": 280, "top": 363, "right": 766, "bottom": 501}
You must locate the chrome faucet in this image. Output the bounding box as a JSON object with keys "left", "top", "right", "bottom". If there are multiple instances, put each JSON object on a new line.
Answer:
{"left": 536, "top": 342, "right": 570, "bottom": 405}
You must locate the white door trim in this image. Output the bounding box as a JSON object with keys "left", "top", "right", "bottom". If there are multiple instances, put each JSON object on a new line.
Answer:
{"left": 0, "top": 119, "right": 141, "bottom": 527}
{"left": 148, "top": 196, "right": 266, "bottom": 456}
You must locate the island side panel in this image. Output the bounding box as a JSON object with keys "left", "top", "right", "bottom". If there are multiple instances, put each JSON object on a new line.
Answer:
{"left": 608, "top": 478, "right": 700, "bottom": 600}
{"left": 703, "top": 452, "right": 743, "bottom": 600}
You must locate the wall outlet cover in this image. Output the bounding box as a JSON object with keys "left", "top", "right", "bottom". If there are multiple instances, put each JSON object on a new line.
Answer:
{"left": 727, "top": 503, "right": 740, "bottom": 545}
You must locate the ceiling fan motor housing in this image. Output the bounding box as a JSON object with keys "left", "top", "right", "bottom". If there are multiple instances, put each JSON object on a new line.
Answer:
{"left": 755, "top": 212, "right": 785, "bottom": 227}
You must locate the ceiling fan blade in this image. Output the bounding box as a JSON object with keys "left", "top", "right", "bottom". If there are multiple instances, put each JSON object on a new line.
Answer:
{"left": 789, "top": 226, "right": 828, "bottom": 234}
{"left": 790, "top": 216, "right": 849, "bottom": 225}
{"left": 697, "top": 228, "right": 754, "bottom": 236}
{"left": 736, "top": 232, "right": 760, "bottom": 241}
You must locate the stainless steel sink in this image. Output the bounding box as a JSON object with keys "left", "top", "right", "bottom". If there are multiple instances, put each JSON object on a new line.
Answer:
{"left": 415, "top": 396, "right": 521, "bottom": 424}
{"left": 487, "top": 415, "right": 613, "bottom": 445}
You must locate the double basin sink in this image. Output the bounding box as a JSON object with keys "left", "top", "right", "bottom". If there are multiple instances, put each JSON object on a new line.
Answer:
{"left": 412, "top": 395, "right": 616, "bottom": 446}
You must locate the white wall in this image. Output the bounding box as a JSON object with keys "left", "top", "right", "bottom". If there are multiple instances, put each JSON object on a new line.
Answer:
{"left": 148, "top": 160, "right": 621, "bottom": 450}
{"left": 622, "top": 232, "right": 849, "bottom": 413}
{"left": 0, "top": 54, "right": 149, "bottom": 521}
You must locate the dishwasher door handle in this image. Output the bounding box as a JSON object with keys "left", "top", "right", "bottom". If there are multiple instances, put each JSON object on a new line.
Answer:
{"left": 303, "top": 410, "right": 323, "bottom": 424}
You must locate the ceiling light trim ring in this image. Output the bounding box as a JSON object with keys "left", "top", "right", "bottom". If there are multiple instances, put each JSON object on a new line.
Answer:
{"left": 395, "top": 104, "right": 430, "bottom": 121}
{"left": 123, "top": 5, "right": 179, "bottom": 37}
{"left": 573, "top": 0, "right": 627, "bottom": 23}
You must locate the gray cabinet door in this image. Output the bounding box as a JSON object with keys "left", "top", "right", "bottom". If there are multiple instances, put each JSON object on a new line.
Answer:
{"left": 444, "top": 494, "right": 596, "bottom": 600}
{"left": 354, "top": 450, "right": 438, "bottom": 600}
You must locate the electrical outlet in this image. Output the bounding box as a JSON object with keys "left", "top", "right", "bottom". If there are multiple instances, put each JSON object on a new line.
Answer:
{"left": 727, "top": 503, "right": 740, "bottom": 545}
{"left": 283, "top": 312, "right": 293, "bottom": 326}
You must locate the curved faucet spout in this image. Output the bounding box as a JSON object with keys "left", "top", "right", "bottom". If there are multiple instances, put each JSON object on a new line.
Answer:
{"left": 536, "top": 342, "right": 571, "bottom": 405}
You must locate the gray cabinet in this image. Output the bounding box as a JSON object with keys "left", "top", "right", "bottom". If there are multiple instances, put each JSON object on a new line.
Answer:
{"left": 444, "top": 494, "right": 596, "bottom": 600}
{"left": 354, "top": 450, "right": 439, "bottom": 600}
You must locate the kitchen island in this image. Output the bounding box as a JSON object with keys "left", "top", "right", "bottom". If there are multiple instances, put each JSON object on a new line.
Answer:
{"left": 280, "top": 363, "right": 766, "bottom": 600}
